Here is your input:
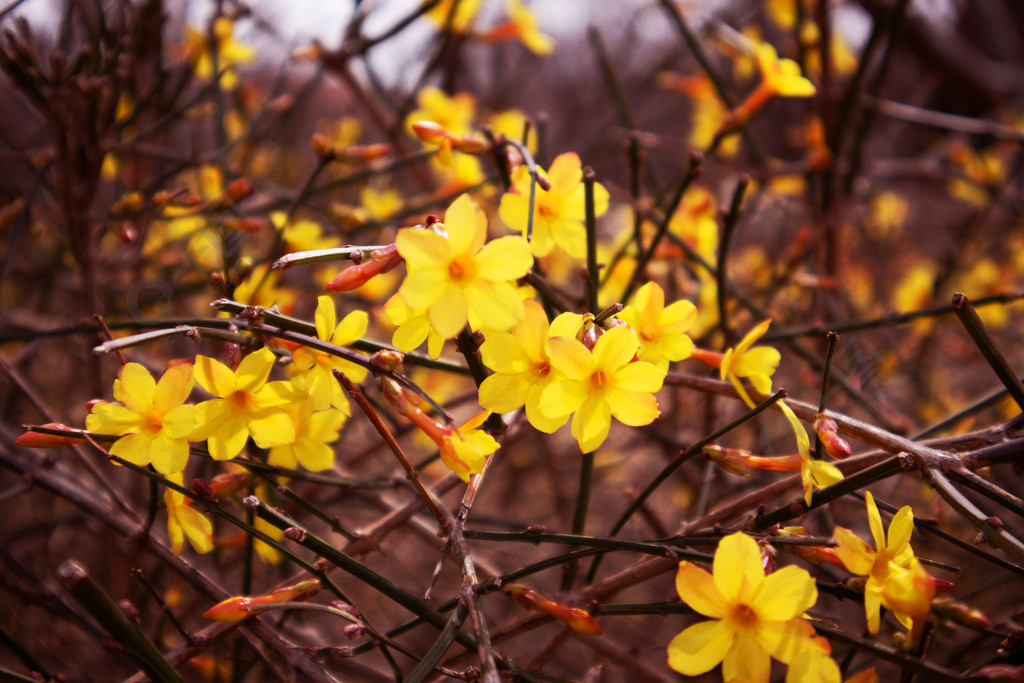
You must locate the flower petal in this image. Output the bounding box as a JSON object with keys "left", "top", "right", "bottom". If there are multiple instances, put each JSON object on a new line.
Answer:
{"left": 752, "top": 565, "right": 817, "bottom": 621}
{"left": 592, "top": 326, "right": 640, "bottom": 370}
{"left": 886, "top": 505, "right": 914, "bottom": 558}
{"left": 235, "top": 348, "right": 277, "bottom": 392}
{"left": 756, "top": 616, "right": 818, "bottom": 664}
{"left": 480, "top": 332, "right": 532, "bottom": 374}
{"left": 572, "top": 394, "right": 611, "bottom": 453}
{"left": 832, "top": 526, "right": 876, "bottom": 576}
{"left": 525, "top": 383, "right": 570, "bottom": 433}
{"left": 248, "top": 408, "right": 296, "bottom": 448}
{"left": 474, "top": 235, "right": 533, "bottom": 281}
{"left": 604, "top": 387, "right": 660, "bottom": 426}
{"left": 315, "top": 295, "right": 336, "bottom": 340}
{"left": 479, "top": 372, "right": 532, "bottom": 413}
{"left": 332, "top": 309, "right": 369, "bottom": 346}
{"left": 612, "top": 360, "right": 665, "bottom": 393}
{"left": 154, "top": 362, "right": 194, "bottom": 413}
{"left": 429, "top": 286, "right": 469, "bottom": 339}
{"left": 675, "top": 561, "right": 728, "bottom": 618}
{"left": 148, "top": 433, "right": 190, "bottom": 474}
{"left": 109, "top": 432, "right": 156, "bottom": 467}
{"left": 667, "top": 619, "right": 734, "bottom": 676}
{"left": 396, "top": 227, "right": 451, "bottom": 268}
{"left": 162, "top": 404, "right": 196, "bottom": 439}
{"left": 465, "top": 280, "right": 524, "bottom": 333}
{"left": 539, "top": 378, "right": 587, "bottom": 419}
{"left": 194, "top": 355, "right": 236, "bottom": 397}
{"left": 545, "top": 336, "right": 593, "bottom": 381}
{"left": 443, "top": 193, "right": 487, "bottom": 256}
{"left": 86, "top": 403, "right": 143, "bottom": 435}
{"left": 713, "top": 532, "right": 765, "bottom": 605}
{"left": 865, "top": 492, "right": 885, "bottom": 552}
{"left": 115, "top": 363, "right": 156, "bottom": 413}
{"left": 722, "top": 627, "right": 771, "bottom": 683}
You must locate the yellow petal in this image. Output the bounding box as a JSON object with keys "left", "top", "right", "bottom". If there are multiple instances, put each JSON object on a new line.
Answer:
{"left": 539, "top": 378, "right": 587, "bottom": 418}
{"left": 545, "top": 336, "right": 593, "bottom": 380}
{"left": 756, "top": 616, "right": 818, "bottom": 664}
{"left": 832, "top": 526, "right": 875, "bottom": 576}
{"left": 572, "top": 394, "right": 611, "bottom": 453}
{"left": 162, "top": 404, "right": 196, "bottom": 439}
{"left": 396, "top": 227, "right": 451, "bottom": 268}
{"left": 148, "top": 433, "right": 190, "bottom": 474}
{"left": 865, "top": 492, "right": 885, "bottom": 551}
{"left": 675, "top": 561, "right": 728, "bottom": 618}
{"left": 248, "top": 408, "right": 295, "bottom": 448}
{"left": 593, "top": 326, "right": 640, "bottom": 370}
{"left": 465, "top": 280, "right": 523, "bottom": 332}
{"left": 443, "top": 193, "right": 487, "bottom": 256}
{"left": 331, "top": 309, "right": 369, "bottom": 345}
{"left": 604, "top": 388, "right": 660, "bottom": 427}
{"left": 255, "top": 380, "right": 301, "bottom": 409}
{"left": 498, "top": 192, "right": 530, "bottom": 235}
{"left": 546, "top": 152, "right": 582, "bottom": 193}
{"left": 399, "top": 266, "right": 447, "bottom": 309}
{"left": 667, "top": 619, "right": 734, "bottom": 676}
{"left": 722, "top": 627, "right": 771, "bottom": 683}
{"left": 115, "top": 363, "right": 156, "bottom": 413}
{"left": 525, "top": 384, "right": 570, "bottom": 433}
{"left": 174, "top": 504, "right": 214, "bottom": 554}
{"left": 752, "top": 565, "right": 817, "bottom": 621}
{"left": 549, "top": 216, "right": 587, "bottom": 259}
{"left": 315, "top": 295, "right": 336, "bottom": 340}
{"left": 886, "top": 505, "right": 914, "bottom": 558}
{"left": 86, "top": 403, "right": 143, "bottom": 435}
{"left": 713, "top": 532, "right": 764, "bottom": 605}
{"left": 474, "top": 235, "right": 533, "bottom": 281}
{"left": 479, "top": 372, "right": 531, "bottom": 413}
{"left": 194, "top": 355, "right": 236, "bottom": 397}
{"left": 612, "top": 360, "right": 665, "bottom": 393}
{"left": 480, "top": 332, "right": 532, "bottom": 373}
{"left": 154, "top": 362, "right": 194, "bottom": 413}
{"left": 110, "top": 432, "right": 156, "bottom": 467}
{"left": 429, "top": 286, "right": 469, "bottom": 339}
{"left": 235, "top": 348, "right": 277, "bottom": 392}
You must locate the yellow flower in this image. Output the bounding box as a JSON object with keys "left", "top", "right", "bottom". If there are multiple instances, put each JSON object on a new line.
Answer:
{"left": 867, "top": 191, "right": 908, "bottom": 239}
{"left": 190, "top": 348, "right": 300, "bottom": 460}
{"left": 268, "top": 400, "right": 346, "bottom": 472}
{"left": 756, "top": 42, "right": 816, "bottom": 97}
{"left": 233, "top": 263, "right": 296, "bottom": 314}
{"left": 499, "top": 152, "right": 609, "bottom": 259}
{"left": 618, "top": 281, "right": 697, "bottom": 372}
{"left": 396, "top": 193, "right": 533, "bottom": 339}
{"left": 183, "top": 17, "right": 256, "bottom": 91}
{"left": 383, "top": 293, "right": 447, "bottom": 359}
{"left": 360, "top": 185, "right": 403, "bottom": 222}
{"left": 720, "top": 319, "right": 781, "bottom": 408}
{"left": 489, "top": 108, "right": 536, "bottom": 154}
{"left": 165, "top": 473, "right": 213, "bottom": 555}
{"left": 437, "top": 411, "right": 500, "bottom": 481}
{"left": 86, "top": 361, "right": 195, "bottom": 475}
{"left": 539, "top": 325, "right": 665, "bottom": 453}
{"left": 482, "top": 0, "right": 556, "bottom": 56}
{"left": 479, "top": 299, "right": 583, "bottom": 432}
{"left": 272, "top": 213, "right": 339, "bottom": 253}
{"left": 144, "top": 165, "right": 226, "bottom": 272}
{"left": 290, "top": 295, "right": 369, "bottom": 415}
{"left": 779, "top": 401, "right": 843, "bottom": 505}
{"left": 668, "top": 532, "right": 827, "bottom": 681}
{"left": 423, "top": 0, "right": 483, "bottom": 33}
{"left": 833, "top": 492, "right": 935, "bottom": 634}
{"left": 405, "top": 87, "right": 476, "bottom": 139}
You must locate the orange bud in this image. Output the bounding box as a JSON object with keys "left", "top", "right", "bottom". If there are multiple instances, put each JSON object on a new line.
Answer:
{"left": 324, "top": 245, "right": 402, "bottom": 292}
{"left": 814, "top": 415, "right": 851, "bottom": 459}
{"left": 310, "top": 132, "right": 335, "bottom": 159}
{"left": 203, "top": 579, "right": 321, "bottom": 622}
{"left": 203, "top": 596, "right": 257, "bottom": 623}
{"left": 690, "top": 347, "right": 725, "bottom": 370}
{"left": 334, "top": 143, "right": 393, "bottom": 163}
{"left": 704, "top": 444, "right": 751, "bottom": 477}
{"left": 16, "top": 423, "right": 87, "bottom": 448}
{"left": 505, "top": 584, "right": 602, "bottom": 636}
{"left": 411, "top": 120, "right": 448, "bottom": 145}
{"left": 933, "top": 597, "right": 990, "bottom": 629}
{"left": 224, "top": 177, "right": 255, "bottom": 203}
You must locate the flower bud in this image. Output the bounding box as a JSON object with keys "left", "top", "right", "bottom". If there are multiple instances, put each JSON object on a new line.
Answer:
{"left": 16, "top": 423, "right": 87, "bottom": 448}
{"left": 814, "top": 415, "right": 852, "bottom": 459}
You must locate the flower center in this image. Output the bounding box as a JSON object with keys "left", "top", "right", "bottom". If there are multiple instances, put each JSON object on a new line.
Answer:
{"left": 533, "top": 360, "right": 550, "bottom": 378}
{"left": 448, "top": 256, "right": 476, "bottom": 284}
{"left": 589, "top": 369, "right": 611, "bottom": 390}
{"left": 142, "top": 411, "right": 163, "bottom": 435}
{"left": 228, "top": 390, "right": 256, "bottom": 413}
{"left": 728, "top": 603, "right": 759, "bottom": 631}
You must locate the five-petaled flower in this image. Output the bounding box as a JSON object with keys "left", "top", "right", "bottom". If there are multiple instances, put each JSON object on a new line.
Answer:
{"left": 499, "top": 152, "right": 609, "bottom": 259}
{"left": 833, "top": 491, "right": 935, "bottom": 636}
{"left": 668, "top": 532, "right": 832, "bottom": 682}
{"left": 479, "top": 299, "right": 583, "bottom": 433}
{"left": 86, "top": 361, "right": 196, "bottom": 475}
{"left": 396, "top": 193, "right": 533, "bottom": 340}
{"left": 290, "top": 295, "right": 369, "bottom": 414}
{"left": 722, "top": 319, "right": 781, "bottom": 408}
{"left": 190, "top": 348, "right": 300, "bottom": 460}
{"left": 717, "top": 40, "right": 816, "bottom": 136}
{"left": 619, "top": 281, "right": 697, "bottom": 372}
{"left": 539, "top": 325, "right": 664, "bottom": 453}
{"left": 268, "top": 399, "right": 346, "bottom": 472}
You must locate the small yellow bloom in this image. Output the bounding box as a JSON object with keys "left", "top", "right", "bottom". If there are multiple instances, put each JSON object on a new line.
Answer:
{"left": 668, "top": 532, "right": 828, "bottom": 682}
{"left": 86, "top": 361, "right": 196, "bottom": 475}
{"left": 423, "top": 0, "right": 483, "bottom": 33}
{"left": 499, "top": 0, "right": 556, "bottom": 56}
{"left": 190, "top": 348, "right": 301, "bottom": 460}
{"left": 383, "top": 293, "right": 447, "bottom": 359}
{"left": 499, "top": 152, "right": 609, "bottom": 259}
{"left": 618, "top": 281, "right": 697, "bottom": 372}
{"left": 165, "top": 473, "right": 213, "bottom": 555}
{"left": 183, "top": 17, "right": 255, "bottom": 91}
{"left": 479, "top": 299, "right": 583, "bottom": 432}
{"left": 405, "top": 87, "right": 476, "bottom": 140}
{"left": 397, "top": 194, "right": 534, "bottom": 339}
{"left": 290, "top": 295, "right": 369, "bottom": 414}
{"left": 833, "top": 492, "right": 935, "bottom": 634}
{"left": 540, "top": 325, "right": 665, "bottom": 453}
{"left": 756, "top": 42, "right": 816, "bottom": 97}
{"left": 721, "top": 319, "right": 781, "bottom": 408}
{"left": 867, "top": 191, "right": 909, "bottom": 239}
{"left": 268, "top": 400, "right": 346, "bottom": 472}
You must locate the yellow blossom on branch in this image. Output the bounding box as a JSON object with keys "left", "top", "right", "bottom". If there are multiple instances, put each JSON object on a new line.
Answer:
{"left": 499, "top": 152, "right": 609, "bottom": 259}
{"left": 718, "top": 41, "right": 815, "bottom": 136}
{"left": 268, "top": 400, "right": 346, "bottom": 472}
{"left": 290, "top": 295, "right": 369, "bottom": 414}
{"left": 190, "top": 348, "right": 300, "bottom": 460}
{"left": 833, "top": 492, "right": 936, "bottom": 637}
{"left": 478, "top": 0, "right": 556, "bottom": 56}
{"left": 668, "top": 532, "right": 832, "bottom": 682}
{"left": 85, "top": 361, "right": 196, "bottom": 475}
{"left": 691, "top": 319, "right": 781, "bottom": 409}
{"left": 423, "top": 0, "right": 483, "bottom": 33}
{"left": 165, "top": 473, "right": 213, "bottom": 555}
{"left": 539, "top": 325, "right": 665, "bottom": 453}
{"left": 396, "top": 193, "right": 533, "bottom": 339}
{"left": 479, "top": 298, "right": 583, "bottom": 432}
{"left": 183, "top": 17, "right": 255, "bottom": 91}
{"left": 383, "top": 293, "right": 447, "bottom": 359}
{"left": 618, "top": 281, "right": 697, "bottom": 371}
